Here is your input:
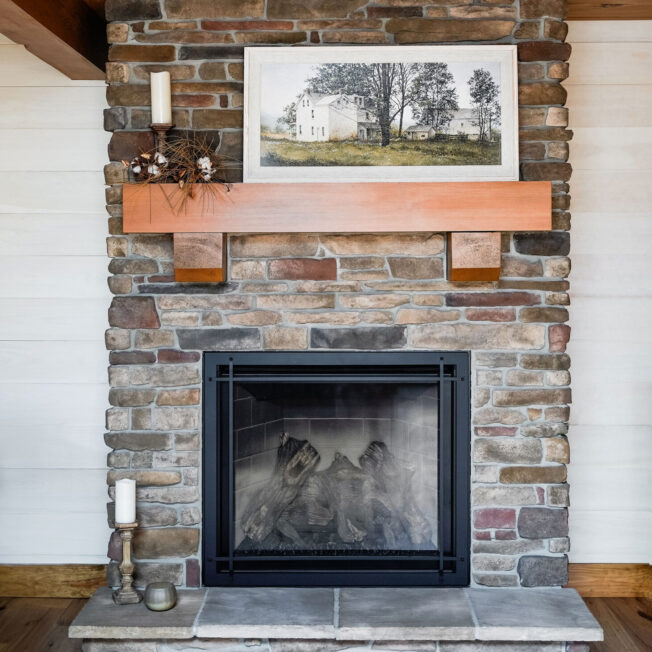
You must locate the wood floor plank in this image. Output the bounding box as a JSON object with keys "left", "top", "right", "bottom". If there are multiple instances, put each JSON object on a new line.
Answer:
{"left": 585, "top": 597, "right": 652, "bottom": 652}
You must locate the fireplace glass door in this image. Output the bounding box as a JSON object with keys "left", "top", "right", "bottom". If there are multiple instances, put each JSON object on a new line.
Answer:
{"left": 203, "top": 351, "right": 470, "bottom": 587}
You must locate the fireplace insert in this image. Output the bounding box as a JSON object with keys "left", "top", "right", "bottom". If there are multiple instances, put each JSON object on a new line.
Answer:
{"left": 203, "top": 351, "right": 470, "bottom": 586}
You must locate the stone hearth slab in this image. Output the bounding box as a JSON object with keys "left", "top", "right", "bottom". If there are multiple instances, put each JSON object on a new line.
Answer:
{"left": 196, "top": 587, "right": 335, "bottom": 639}
{"left": 469, "top": 588, "right": 603, "bottom": 641}
{"left": 338, "top": 587, "right": 475, "bottom": 640}
{"left": 70, "top": 587, "right": 602, "bottom": 643}
{"left": 68, "top": 587, "right": 206, "bottom": 639}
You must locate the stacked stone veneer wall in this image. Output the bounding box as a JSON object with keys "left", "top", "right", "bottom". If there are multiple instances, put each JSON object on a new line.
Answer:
{"left": 103, "top": 0, "right": 572, "bottom": 589}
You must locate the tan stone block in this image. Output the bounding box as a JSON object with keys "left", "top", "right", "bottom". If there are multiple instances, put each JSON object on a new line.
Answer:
{"left": 506, "top": 370, "right": 543, "bottom": 386}
{"left": 158, "top": 295, "right": 252, "bottom": 310}
{"left": 263, "top": 326, "right": 308, "bottom": 350}
{"left": 231, "top": 234, "right": 319, "bottom": 257}
{"left": 519, "top": 108, "right": 547, "bottom": 127}
{"left": 160, "top": 311, "right": 201, "bottom": 327}
{"left": 473, "top": 407, "right": 527, "bottom": 425}
{"left": 547, "top": 142, "right": 569, "bottom": 160}
{"left": 519, "top": 82, "right": 566, "bottom": 106}
{"left": 108, "top": 276, "right": 132, "bottom": 295}
{"left": 339, "top": 256, "right": 385, "bottom": 270}
{"left": 152, "top": 407, "right": 200, "bottom": 430}
{"left": 477, "top": 370, "right": 502, "bottom": 386}
{"left": 499, "top": 465, "right": 567, "bottom": 484}
{"left": 514, "top": 22, "right": 540, "bottom": 40}
{"left": 228, "top": 62, "right": 244, "bottom": 80}
{"left": 362, "top": 311, "right": 394, "bottom": 324}
{"left": 106, "top": 62, "right": 129, "bottom": 83}
{"left": 528, "top": 408, "right": 543, "bottom": 421}
{"left": 473, "top": 555, "right": 517, "bottom": 572}
{"left": 545, "top": 406, "right": 570, "bottom": 422}
{"left": 545, "top": 257, "right": 571, "bottom": 278}
{"left": 257, "top": 294, "right": 335, "bottom": 310}
{"left": 414, "top": 295, "right": 444, "bottom": 306}
{"left": 548, "top": 62, "right": 569, "bottom": 80}
{"left": 472, "top": 486, "right": 539, "bottom": 506}
{"left": 387, "top": 18, "right": 515, "bottom": 43}
{"left": 227, "top": 311, "right": 281, "bottom": 326}
{"left": 449, "top": 6, "right": 516, "bottom": 18}
{"left": 340, "top": 270, "right": 389, "bottom": 281}
{"left": 396, "top": 308, "right": 460, "bottom": 324}
{"left": 106, "top": 328, "right": 131, "bottom": 351}
{"left": 135, "top": 330, "right": 175, "bottom": 349}
{"left": 546, "top": 292, "right": 570, "bottom": 306}
{"left": 107, "top": 23, "right": 129, "bottom": 43}
{"left": 157, "top": 389, "right": 201, "bottom": 406}
{"left": 230, "top": 260, "right": 267, "bottom": 280}
{"left": 321, "top": 233, "right": 444, "bottom": 255}
{"left": 108, "top": 470, "right": 181, "bottom": 486}
{"left": 284, "top": 311, "right": 361, "bottom": 325}
{"left": 241, "top": 282, "right": 288, "bottom": 293}
{"left": 267, "top": 0, "right": 367, "bottom": 19}
{"left": 545, "top": 437, "right": 570, "bottom": 463}
{"left": 412, "top": 324, "right": 545, "bottom": 350}
{"left": 133, "top": 528, "right": 199, "bottom": 558}
{"left": 547, "top": 107, "right": 569, "bottom": 127}
{"left": 321, "top": 31, "right": 387, "bottom": 43}
{"left": 235, "top": 31, "right": 307, "bottom": 43}
{"left": 201, "top": 312, "right": 222, "bottom": 326}
{"left": 546, "top": 370, "right": 570, "bottom": 386}
{"left": 474, "top": 438, "right": 542, "bottom": 464}
{"left": 388, "top": 257, "right": 444, "bottom": 279}
{"left": 474, "top": 388, "right": 491, "bottom": 408}
{"left": 493, "top": 388, "right": 571, "bottom": 407}
{"left": 340, "top": 294, "right": 410, "bottom": 309}
{"left": 296, "top": 281, "right": 361, "bottom": 293}
{"left": 501, "top": 255, "right": 543, "bottom": 278}
{"left": 166, "top": 0, "right": 265, "bottom": 18}
{"left": 548, "top": 484, "right": 570, "bottom": 507}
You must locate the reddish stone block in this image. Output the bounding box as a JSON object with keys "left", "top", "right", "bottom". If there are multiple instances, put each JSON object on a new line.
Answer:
{"left": 108, "top": 131, "right": 154, "bottom": 161}
{"left": 186, "top": 558, "right": 200, "bottom": 587}
{"left": 268, "top": 258, "right": 337, "bottom": 281}
{"left": 466, "top": 308, "right": 516, "bottom": 322}
{"left": 446, "top": 292, "right": 539, "bottom": 307}
{"left": 518, "top": 42, "right": 571, "bottom": 62}
{"left": 108, "top": 45, "right": 176, "bottom": 62}
{"left": 158, "top": 349, "right": 202, "bottom": 363}
{"left": 519, "top": 83, "right": 567, "bottom": 106}
{"left": 495, "top": 529, "right": 517, "bottom": 540}
{"left": 475, "top": 426, "right": 518, "bottom": 437}
{"left": 474, "top": 508, "right": 516, "bottom": 530}
{"left": 474, "top": 530, "right": 491, "bottom": 541}
{"left": 521, "top": 162, "right": 572, "bottom": 182}
{"left": 171, "top": 94, "right": 215, "bottom": 107}
{"left": 549, "top": 324, "right": 571, "bottom": 352}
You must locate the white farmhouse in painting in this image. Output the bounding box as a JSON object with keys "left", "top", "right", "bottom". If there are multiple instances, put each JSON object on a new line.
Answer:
{"left": 295, "top": 91, "right": 381, "bottom": 142}
{"left": 405, "top": 109, "right": 481, "bottom": 140}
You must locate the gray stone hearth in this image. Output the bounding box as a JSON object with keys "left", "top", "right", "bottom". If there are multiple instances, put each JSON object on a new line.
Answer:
{"left": 70, "top": 587, "right": 602, "bottom": 650}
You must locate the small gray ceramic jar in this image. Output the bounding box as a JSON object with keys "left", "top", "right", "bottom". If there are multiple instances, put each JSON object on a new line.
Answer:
{"left": 144, "top": 582, "right": 177, "bottom": 611}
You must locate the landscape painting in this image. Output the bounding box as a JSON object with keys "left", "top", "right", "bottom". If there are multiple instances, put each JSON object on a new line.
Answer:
{"left": 244, "top": 46, "right": 518, "bottom": 183}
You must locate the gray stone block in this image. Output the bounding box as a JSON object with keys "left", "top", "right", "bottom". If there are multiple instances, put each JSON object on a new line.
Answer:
{"left": 518, "top": 507, "right": 568, "bottom": 539}
{"left": 196, "top": 588, "right": 335, "bottom": 639}
{"left": 70, "top": 587, "right": 205, "bottom": 639}
{"left": 177, "top": 328, "right": 260, "bottom": 351}
{"left": 468, "top": 587, "right": 601, "bottom": 641}
{"left": 518, "top": 555, "right": 569, "bottom": 587}
{"left": 338, "top": 588, "right": 475, "bottom": 640}
{"left": 311, "top": 326, "right": 407, "bottom": 350}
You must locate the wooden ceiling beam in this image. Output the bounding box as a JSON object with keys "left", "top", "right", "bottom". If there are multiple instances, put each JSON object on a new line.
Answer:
{"left": 568, "top": 0, "right": 652, "bottom": 20}
{"left": 0, "top": 0, "right": 106, "bottom": 80}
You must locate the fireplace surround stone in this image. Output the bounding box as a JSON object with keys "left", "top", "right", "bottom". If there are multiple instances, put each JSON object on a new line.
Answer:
{"left": 104, "top": 0, "right": 573, "bottom": 591}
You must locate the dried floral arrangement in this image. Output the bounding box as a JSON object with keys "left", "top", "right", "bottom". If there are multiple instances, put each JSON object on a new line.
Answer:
{"left": 123, "top": 133, "right": 238, "bottom": 213}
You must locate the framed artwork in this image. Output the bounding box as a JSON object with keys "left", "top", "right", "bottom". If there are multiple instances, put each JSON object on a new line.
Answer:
{"left": 244, "top": 45, "right": 518, "bottom": 183}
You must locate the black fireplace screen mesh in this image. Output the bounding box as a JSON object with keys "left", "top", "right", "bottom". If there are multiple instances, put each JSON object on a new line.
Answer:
{"left": 203, "top": 351, "right": 470, "bottom": 587}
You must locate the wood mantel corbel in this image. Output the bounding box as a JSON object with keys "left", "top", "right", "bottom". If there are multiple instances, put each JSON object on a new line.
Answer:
{"left": 122, "top": 181, "right": 552, "bottom": 283}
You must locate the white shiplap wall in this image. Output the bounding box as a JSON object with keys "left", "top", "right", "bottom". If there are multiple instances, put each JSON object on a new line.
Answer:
{"left": 567, "top": 21, "right": 652, "bottom": 563}
{"left": 0, "top": 34, "right": 111, "bottom": 563}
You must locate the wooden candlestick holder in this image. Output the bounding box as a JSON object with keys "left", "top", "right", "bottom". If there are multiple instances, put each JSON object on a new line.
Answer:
{"left": 113, "top": 522, "right": 142, "bottom": 605}
{"left": 151, "top": 123, "right": 174, "bottom": 152}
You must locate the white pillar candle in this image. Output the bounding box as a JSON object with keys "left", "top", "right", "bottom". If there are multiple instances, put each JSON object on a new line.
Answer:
{"left": 150, "top": 71, "right": 172, "bottom": 125}
{"left": 115, "top": 478, "right": 136, "bottom": 524}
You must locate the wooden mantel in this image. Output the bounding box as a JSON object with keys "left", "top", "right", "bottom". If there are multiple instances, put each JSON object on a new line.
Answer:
{"left": 122, "top": 180, "right": 552, "bottom": 283}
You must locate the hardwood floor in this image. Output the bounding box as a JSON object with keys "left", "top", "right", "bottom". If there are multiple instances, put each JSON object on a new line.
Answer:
{"left": 0, "top": 596, "right": 649, "bottom": 651}
{"left": 0, "top": 597, "right": 85, "bottom": 652}
{"left": 585, "top": 597, "right": 652, "bottom": 652}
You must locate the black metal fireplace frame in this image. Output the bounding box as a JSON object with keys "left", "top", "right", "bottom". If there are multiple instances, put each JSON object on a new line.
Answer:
{"left": 202, "top": 351, "right": 470, "bottom": 587}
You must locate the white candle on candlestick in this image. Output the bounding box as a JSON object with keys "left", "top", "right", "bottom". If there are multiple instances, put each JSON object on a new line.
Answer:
{"left": 150, "top": 71, "right": 172, "bottom": 125}
{"left": 115, "top": 478, "right": 136, "bottom": 524}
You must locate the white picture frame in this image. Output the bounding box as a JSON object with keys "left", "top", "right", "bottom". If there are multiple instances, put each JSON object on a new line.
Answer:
{"left": 244, "top": 45, "right": 519, "bottom": 183}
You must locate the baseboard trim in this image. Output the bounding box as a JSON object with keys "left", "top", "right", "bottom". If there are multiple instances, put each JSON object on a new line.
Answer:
{"left": 567, "top": 563, "right": 652, "bottom": 598}
{"left": 0, "top": 564, "right": 106, "bottom": 598}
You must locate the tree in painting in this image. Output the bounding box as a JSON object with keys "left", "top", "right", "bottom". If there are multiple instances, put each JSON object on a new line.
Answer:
{"left": 468, "top": 68, "right": 499, "bottom": 142}
{"left": 410, "top": 62, "right": 459, "bottom": 134}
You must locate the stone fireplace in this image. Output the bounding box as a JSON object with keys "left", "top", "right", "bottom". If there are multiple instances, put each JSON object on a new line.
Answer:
{"left": 104, "top": 0, "right": 572, "bottom": 593}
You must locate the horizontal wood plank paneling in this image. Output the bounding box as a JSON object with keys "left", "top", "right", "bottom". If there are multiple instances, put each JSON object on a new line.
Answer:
{"left": 0, "top": 298, "right": 108, "bottom": 340}
{"left": 0, "top": 37, "right": 110, "bottom": 564}
{"left": 567, "top": 564, "right": 652, "bottom": 598}
{"left": 0, "top": 172, "right": 106, "bottom": 213}
{"left": 568, "top": 43, "right": 652, "bottom": 85}
{"left": 568, "top": 21, "right": 652, "bottom": 43}
{"left": 568, "top": 21, "right": 652, "bottom": 565}
{"left": 0, "top": 341, "right": 106, "bottom": 383}
{"left": 0, "top": 564, "right": 106, "bottom": 597}
{"left": 569, "top": 512, "right": 652, "bottom": 564}
{"left": 0, "top": 256, "right": 108, "bottom": 298}
{"left": 0, "top": 129, "right": 108, "bottom": 171}
{"left": 0, "top": 214, "right": 107, "bottom": 256}
{"left": 566, "top": 85, "right": 652, "bottom": 127}
{"left": 0, "top": 87, "right": 106, "bottom": 128}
